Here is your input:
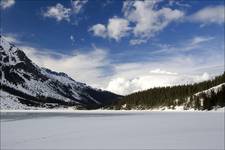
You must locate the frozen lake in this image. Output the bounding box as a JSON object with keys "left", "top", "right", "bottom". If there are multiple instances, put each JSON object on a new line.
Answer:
{"left": 1, "top": 111, "right": 224, "bottom": 149}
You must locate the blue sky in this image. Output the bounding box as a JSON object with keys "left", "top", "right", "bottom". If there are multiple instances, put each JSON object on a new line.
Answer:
{"left": 1, "top": 0, "right": 224, "bottom": 95}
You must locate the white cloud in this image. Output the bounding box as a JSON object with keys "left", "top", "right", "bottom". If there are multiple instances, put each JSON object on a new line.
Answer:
{"left": 195, "top": 72, "right": 210, "bottom": 82}
{"left": 89, "top": 24, "right": 107, "bottom": 38}
{"left": 90, "top": 2, "right": 224, "bottom": 46}
{"left": 2, "top": 34, "right": 21, "bottom": 44}
{"left": 189, "top": 5, "right": 224, "bottom": 25}
{"left": 168, "top": 0, "right": 191, "bottom": 8}
{"left": 107, "top": 17, "right": 130, "bottom": 41}
{"left": 0, "top": 0, "right": 15, "bottom": 9}
{"left": 90, "top": 0, "right": 184, "bottom": 44}
{"left": 129, "top": 39, "right": 147, "bottom": 45}
{"left": 89, "top": 17, "right": 130, "bottom": 41}
{"left": 42, "top": 1, "right": 88, "bottom": 22}
{"left": 43, "top": 3, "right": 71, "bottom": 22}
{"left": 150, "top": 69, "right": 178, "bottom": 75}
{"left": 107, "top": 74, "right": 181, "bottom": 95}
{"left": 106, "top": 62, "right": 216, "bottom": 95}
{"left": 71, "top": 0, "right": 88, "bottom": 14}
{"left": 190, "top": 36, "right": 214, "bottom": 45}
{"left": 106, "top": 72, "right": 212, "bottom": 95}
{"left": 123, "top": 0, "right": 184, "bottom": 44}
{"left": 106, "top": 78, "right": 132, "bottom": 95}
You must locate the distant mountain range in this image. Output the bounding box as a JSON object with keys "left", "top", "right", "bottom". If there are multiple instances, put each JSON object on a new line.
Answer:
{"left": 0, "top": 35, "right": 121, "bottom": 110}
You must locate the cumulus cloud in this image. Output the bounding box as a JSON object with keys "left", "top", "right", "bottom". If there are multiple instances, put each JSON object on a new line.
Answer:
{"left": 90, "top": 0, "right": 184, "bottom": 44}
{"left": 89, "top": 17, "right": 130, "bottom": 41}
{"left": 42, "top": 1, "right": 88, "bottom": 22}
{"left": 106, "top": 72, "right": 211, "bottom": 95}
{"left": 107, "top": 17, "right": 130, "bottom": 41}
{"left": 90, "top": 2, "right": 223, "bottom": 46}
{"left": 189, "top": 5, "right": 224, "bottom": 25}
{"left": 89, "top": 24, "right": 107, "bottom": 38}
{"left": 0, "top": 0, "right": 15, "bottom": 9}
{"left": 42, "top": 3, "right": 71, "bottom": 22}
{"left": 123, "top": 0, "right": 184, "bottom": 42}
{"left": 71, "top": 0, "right": 88, "bottom": 14}
{"left": 108, "top": 75, "right": 176, "bottom": 95}
{"left": 106, "top": 78, "right": 133, "bottom": 95}
{"left": 106, "top": 67, "right": 212, "bottom": 95}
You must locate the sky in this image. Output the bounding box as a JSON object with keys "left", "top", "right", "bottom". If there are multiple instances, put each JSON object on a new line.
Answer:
{"left": 1, "top": 0, "right": 224, "bottom": 95}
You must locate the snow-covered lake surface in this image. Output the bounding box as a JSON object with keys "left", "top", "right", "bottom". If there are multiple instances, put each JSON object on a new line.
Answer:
{"left": 1, "top": 111, "right": 224, "bottom": 149}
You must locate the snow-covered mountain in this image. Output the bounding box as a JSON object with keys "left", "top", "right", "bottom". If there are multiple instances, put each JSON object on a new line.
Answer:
{"left": 0, "top": 35, "right": 121, "bottom": 109}
{"left": 194, "top": 83, "right": 225, "bottom": 96}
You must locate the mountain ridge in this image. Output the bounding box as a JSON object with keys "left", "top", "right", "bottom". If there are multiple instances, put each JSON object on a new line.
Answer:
{"left": 0, "top": 35, "right": 121, "bottom": 110}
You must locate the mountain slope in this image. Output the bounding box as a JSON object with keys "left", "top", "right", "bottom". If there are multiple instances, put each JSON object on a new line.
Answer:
{"left": 0, "top": 35, "right": 121, "bottom": 109}
{"left": 109, "top": 73, "right": 225, "bottom": 110}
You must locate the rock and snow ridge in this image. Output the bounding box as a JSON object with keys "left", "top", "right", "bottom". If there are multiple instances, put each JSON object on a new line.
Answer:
{"left": 194, "top": 83, "right": 225, "bottom": 96}
{"left": 0, "top": 35, "right": 121, "bottom": 110}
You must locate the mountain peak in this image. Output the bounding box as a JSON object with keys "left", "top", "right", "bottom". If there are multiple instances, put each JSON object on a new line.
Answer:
{"left": 0, "top": 35, "right": 121, "bottom": 110}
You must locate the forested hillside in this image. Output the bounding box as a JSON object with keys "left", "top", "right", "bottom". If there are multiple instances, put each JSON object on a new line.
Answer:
{"left": 109, "top": 72, "right": 225, "bottom": 110}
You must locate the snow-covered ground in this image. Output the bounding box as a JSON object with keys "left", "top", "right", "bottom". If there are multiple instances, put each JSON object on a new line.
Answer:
{"left": 195, "top": 83, "right": 225, "bottom": 96}
{"left": 1, "top": 111, "right": 224, "bottom": 149}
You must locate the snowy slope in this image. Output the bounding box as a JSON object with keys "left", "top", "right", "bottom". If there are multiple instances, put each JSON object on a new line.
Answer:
{"left": 194, "top": 83, "right": 225, "bottom": 96}
{"left": 0, "top": 91, "right": 33, "bottom": 110}
{"left": 0, "top": 35, "right": 121, "bottom": 109}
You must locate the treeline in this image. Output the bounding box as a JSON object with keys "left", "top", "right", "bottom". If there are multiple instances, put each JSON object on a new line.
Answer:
{"left": 185, "top": 86, "right": 225, "bottom": 110}
{"left": 109, "top": 72, "right": 225, "bottom": 110}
